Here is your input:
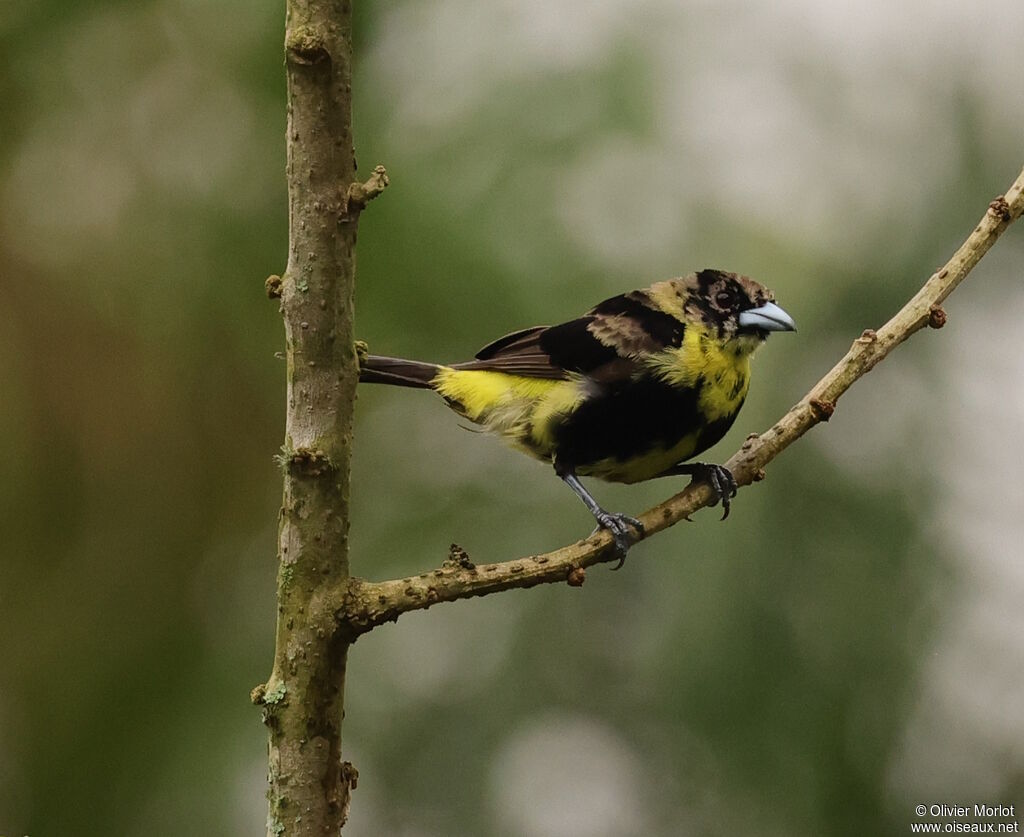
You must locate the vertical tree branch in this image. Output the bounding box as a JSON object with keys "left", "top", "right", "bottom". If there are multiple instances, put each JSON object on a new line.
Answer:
{"left": 253, "top": 1, "right": 361, "bottom": 834}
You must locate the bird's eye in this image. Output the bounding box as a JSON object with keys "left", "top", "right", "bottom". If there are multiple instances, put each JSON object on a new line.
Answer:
{"left": 715, "top": 290, "right": 733, "bottom": 307}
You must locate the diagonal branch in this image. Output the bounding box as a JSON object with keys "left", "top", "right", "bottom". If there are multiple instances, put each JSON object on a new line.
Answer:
{"left": 341, "top": 168, "right": 1024, "bottom": 635}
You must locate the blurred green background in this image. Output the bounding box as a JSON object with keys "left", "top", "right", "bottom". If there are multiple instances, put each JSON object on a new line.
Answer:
{"left": 3, "top": 2, "right": 1023, "bottom": 835}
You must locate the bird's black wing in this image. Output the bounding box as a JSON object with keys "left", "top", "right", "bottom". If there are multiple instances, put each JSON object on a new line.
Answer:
{"left": 450, "top": 324, "right": 560, "bottom": 378}
{"left": 453, "top": 292, "right": 686, "bottom": 381}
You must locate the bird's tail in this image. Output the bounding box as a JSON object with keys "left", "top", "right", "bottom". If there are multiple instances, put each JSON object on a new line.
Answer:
{"left": 359, "top": 355, "right": 441, "bottom": 389}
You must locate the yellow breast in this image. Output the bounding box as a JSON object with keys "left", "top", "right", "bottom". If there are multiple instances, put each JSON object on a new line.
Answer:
{"left": 645, "top": 325, "right": 752, "bottom": 422}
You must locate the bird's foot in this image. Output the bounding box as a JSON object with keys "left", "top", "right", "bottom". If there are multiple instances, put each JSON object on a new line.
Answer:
{"left": 590, "top": 511, "right": 645, "bottom": 570}
{"left": 691, "top": 463, "right": 738, "bottom": 520}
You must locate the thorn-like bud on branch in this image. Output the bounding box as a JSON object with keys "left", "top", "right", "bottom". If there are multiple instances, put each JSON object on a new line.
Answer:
{"left": 856, "top": 329, "right": 877, "bottom": 344}
{"left": 928, "top": 306, "right": 947, "bottom": 329}
{"left": 276, "top": 446, "right": 337, "bottom": 477}
{"left": 442, "top": 543, "right": 476, "bottom": 570}
{"left": 343, "top": 165, "right": 389, "bottom": 220}
{"left": 809, "top": 398, "right": 835, "bottom": 422}
{"left": 266, "top": 274, "right": 283, "bottom": 298}
{"left": 338, "top": 762, "right": 359, "bottom": 829}
{"left": 285, "top": 25, "right": 331, "bottom": 65}
{"left": 989, "top": 195, "right": 1011, "bottom": 221}
{"left": 567, "top": 567, "right": 586, "bottom": 587}
{"left": 354, "top": 340, "right": 369, "bottom": 367}
{"left": 752, "top": 468, "right": 767, "bottom": 482}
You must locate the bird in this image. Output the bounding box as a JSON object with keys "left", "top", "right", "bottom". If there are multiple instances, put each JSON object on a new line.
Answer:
{"left": 359, "top": 269, "right": 795, "bottom": 566}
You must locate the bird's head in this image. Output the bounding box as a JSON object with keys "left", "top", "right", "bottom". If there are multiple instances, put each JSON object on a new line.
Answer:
{"left": 652, "top": 269, "right": 796, "bottom": 352}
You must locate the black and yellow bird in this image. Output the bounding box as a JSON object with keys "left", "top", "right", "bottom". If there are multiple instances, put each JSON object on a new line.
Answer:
{"left": 360, "top": 269, "right": 795, "bottom": 563}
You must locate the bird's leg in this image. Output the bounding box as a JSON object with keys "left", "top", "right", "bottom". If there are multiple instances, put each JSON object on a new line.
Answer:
{"left": 554, "top": 460, "right": 644, "bottom": 569}
{"left": 658, "top": 462, "right": 738, "bottom": 520}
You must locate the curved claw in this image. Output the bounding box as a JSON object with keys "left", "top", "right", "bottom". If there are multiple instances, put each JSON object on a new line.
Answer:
{"left": 591, "top": 512, "right": 644, "bottom": 570}
{"left": 662, "top": 461, "right": 740, "bottom": 519}
{"left": 704, "top": 464, "right": 738, "bottom": 520}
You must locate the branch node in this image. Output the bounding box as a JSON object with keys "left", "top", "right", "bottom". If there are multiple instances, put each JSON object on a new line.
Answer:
{"left": 856, "top": 329, "right": 877, "bottom": 344}
{"left": 337, "top": 762, "right": 359, "bottom": 828}
{"left": 285, "top": 25, "right": 331, "bottom": 66}
{"left": 253, "top": 681, "right": 288, "bottom": 727}
{"left": 752, "top": 468, "right": 767, "bottom": 482}
{"left": 809, "top": 398, "right": 835, "bottom": 422}
{"left": 276, "top": 445, "right": 338, "bottom": 477}
{"left": 989, "top": 195, "right": 1011, "bottom": 221}
{"left": 442, "top": 542, "right": 476, "bottom": 570}
{"left": 266, "top": 274, "right": 283, "bottom": 298}
{"left": 342, "top": 165, "right": 389, "bottom": 220}
{"left": 928, "top": 305, "right": 947, "bottom": 329}
{"left": 567, "top": 567, "right": 586, "bottom": 587}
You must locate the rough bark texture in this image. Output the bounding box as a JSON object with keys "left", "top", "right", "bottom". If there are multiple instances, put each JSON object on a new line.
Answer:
{"left": 253, "top": 1, "right": 362, "bottom": 834}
